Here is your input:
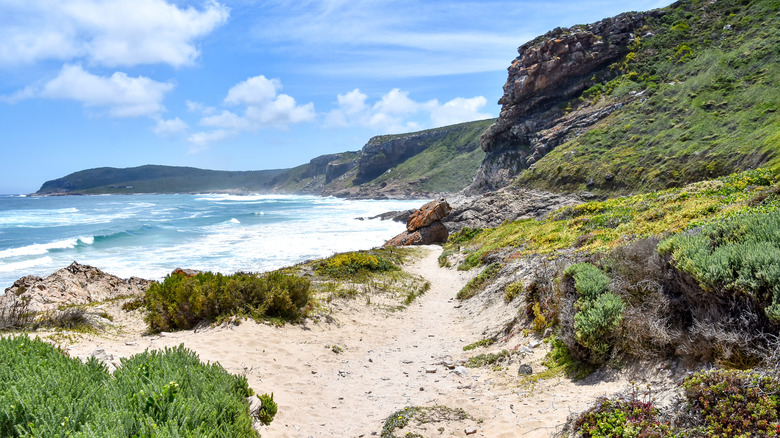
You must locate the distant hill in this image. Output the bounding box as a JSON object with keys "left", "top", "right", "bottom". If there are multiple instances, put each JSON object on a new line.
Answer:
{"left": 36, "top": 165, "right": 287, "bottom": 195}
{"left": 36, "top": 119, "right": 493, "bottom": 198}
{"left": 472, "top": 0, "right": 780, "bottom": 196}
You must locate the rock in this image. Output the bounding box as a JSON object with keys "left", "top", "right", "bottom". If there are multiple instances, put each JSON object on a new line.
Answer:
{"left": 406, "top": 200, "right": 452, "bottom": 231}
{"left": 383, "top": 222, "right": 449, "bottom": 247}
{"left": 465, "top": 428, "right": 478, "bottom": 435}
{"left": 469, "top": 9, "right": 665, "bottom": 193}
{"left": 90, "top": 348, "right": 123, "bottom": 373}
{"left": 425, "top": 367, "right": 437, "bottom": 374}
{"left": 171, "top": 268, "right": 201, "bottom": 277}
{"left": 518, "top": 364, "right": 533, "bottom": 375}
{"left": 444, "top": 187, "right": 580, "bottom": 231}
{"left": 453, "top": 366, "right": 470, "bottom": 377}
{"left": 1, "top": 262, "right": 151, "bottom": 313}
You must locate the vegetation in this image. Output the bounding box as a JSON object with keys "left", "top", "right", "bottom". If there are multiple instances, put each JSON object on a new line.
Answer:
{"left": 0, "top": 335, "right": 268, "bottom": 437}
{"left": 315, "top": 251, "right": 399, "bottom": 279}
{"left": 572, "top": 370, "right": 780, "bottom": 437}
{"left": 144, "top": 270, "right": 312, "bottom": 332}
{"left": 380, "top": 405, "right": 471, "bottom": 438}
{"left": 456, "top": 262, "right": 502, "bottom": 299}
{"left": 517, "top": 0, "right": 780, "bottom": 195}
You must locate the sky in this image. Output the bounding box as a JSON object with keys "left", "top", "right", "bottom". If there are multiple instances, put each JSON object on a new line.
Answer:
{"left": 0, "top": 0, "right": 673, "bottom": 194}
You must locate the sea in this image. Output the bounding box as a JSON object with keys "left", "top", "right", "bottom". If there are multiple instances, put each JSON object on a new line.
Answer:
{"left": 0, "top": 194, "right": 426, "bottom": 292}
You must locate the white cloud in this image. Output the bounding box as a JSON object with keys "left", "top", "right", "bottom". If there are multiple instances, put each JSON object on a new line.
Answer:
{"left": 188, "top": 129, "right": 234, "bottom": 153}
{"left": 188, "top": 75, "right": 316, "bottom": 150}
{"left": 225, "top": 75, "right": 281, "bottom": 106}
{"left": 153, "top": 117, "right": 189, "bottom": 137}
{"left": 0, "top": 0, "right": 229, "bottom": 67}
{"left": 19, "top": 64, "right": 175, "bottom": 118}
{"left": 324, "top": 88, "right": 492, "bottom": 134}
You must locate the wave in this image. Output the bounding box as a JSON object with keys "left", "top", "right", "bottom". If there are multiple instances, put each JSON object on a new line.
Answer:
{"left": 0, "top": 256, "right": 53, "bottom": 273}
{"left": 0, "top": 236, "right": 94, "bottom": 259}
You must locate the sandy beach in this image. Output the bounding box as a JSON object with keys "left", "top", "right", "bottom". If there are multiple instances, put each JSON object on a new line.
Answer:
{"left": 56, "top": 246, "right": 676, "bottom": 437}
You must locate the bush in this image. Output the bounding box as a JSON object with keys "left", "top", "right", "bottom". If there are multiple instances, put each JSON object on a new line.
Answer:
{"left": 145, "top": 270, "right": 311, "bottom": 332}
{"left": 574, "top": 293, "right": 625, "bottom": 361}
{"left": 504, "top": 281, "right": 523, "bottom": 303}
{"left": 659, "top": 211, "right": 780, "bottom": 322}
{"left": 315, "top": 251, "right": 399, "bottom": 279}
{"left": 679, "top": 369, "right": 780, "bottom": 437}
{"left": 564, "top": 263, "right": 611, "bottom": 301}
{"left": 574, "top": 394, "right": 662, "bottom": 438}
{"left": 0, "top": 336, "right": 263, "bottom": 437}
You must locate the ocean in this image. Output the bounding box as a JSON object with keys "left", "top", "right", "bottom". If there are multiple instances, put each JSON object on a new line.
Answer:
{"left": 0, "top": 194, "right": 426, "bottom": 291}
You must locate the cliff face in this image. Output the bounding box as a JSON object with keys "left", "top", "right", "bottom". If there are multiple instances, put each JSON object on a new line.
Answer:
{"left": 470, "top": 9, "right": 664, "bottom": 192}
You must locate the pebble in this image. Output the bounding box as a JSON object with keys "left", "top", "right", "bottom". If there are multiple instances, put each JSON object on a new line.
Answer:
{"left": 465, "top": 428, "right": 477, "bottom": 435}
{"left": 425, "top": 367, "right": 437, "bottom": 374}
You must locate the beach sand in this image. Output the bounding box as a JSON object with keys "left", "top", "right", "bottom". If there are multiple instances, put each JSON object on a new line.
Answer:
{"left": 59, "top": 246, "right": 676, "bottom": 437}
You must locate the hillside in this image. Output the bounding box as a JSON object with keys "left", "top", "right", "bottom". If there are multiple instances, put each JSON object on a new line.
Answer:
{"left": 472, "top": 0, "right": 780, "bottom": 196}
{"left": 36, "top": 165, "right": 287, "bottom": 195}
{"left": 35, "top": 119, "right": 492, "bottom": 198}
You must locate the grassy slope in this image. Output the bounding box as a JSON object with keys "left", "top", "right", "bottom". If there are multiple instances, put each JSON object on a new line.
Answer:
{"left": 363, "top": 119, "right": 493, "bottom": 193}
{"left": 516, "top": 0, "right": 780, "bottom": 195}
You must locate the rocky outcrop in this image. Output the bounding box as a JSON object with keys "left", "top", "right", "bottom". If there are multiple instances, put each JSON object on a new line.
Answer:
{"left": 355, "top": 129, "right": 458, "bottom": 183}
{"left": 384, "top": 200, "right": 452, "bottom": 246}
{"left": 469, "top": 9, "right": 664, "bottom": 192}
{"left": 1, "top": 262, "right": 150, "bottom": 313}
{"left": 444, "top": 187, "right": 582, "bottom": 232}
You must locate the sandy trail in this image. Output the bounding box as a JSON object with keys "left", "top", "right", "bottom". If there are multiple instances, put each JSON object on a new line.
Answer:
{"left": 64, "top": 246, "right": 648, "bottom": 437}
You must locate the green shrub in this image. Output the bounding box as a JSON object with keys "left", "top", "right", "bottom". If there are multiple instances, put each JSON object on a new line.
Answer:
{"left": 564, "top": 263, "right": 611, "bottom": 301}
{"left": 658, "top": 211, "right": 780, "bottom": 322}
{"left": 574, "top": 395, "right": 662, "bottom": 438}
{"left": 145, "top": 270, "right": 311, "bottom": 332}
{"left": 315, "top": 251, "right": 399, "bottom": 278}
{"left": 456, "top": 263, "right": 501, "bottom": 300}
{"left": 0, "top": 336, "right": 263, "bottom": 437}
{"left": 256, "top": 393, "right": 277, "bottom": 426}
{"left": 574, "top": 293, "right": 625, "bottom": 361}
{"left": 465, "top": 350, "right": 511, "bottom": 368}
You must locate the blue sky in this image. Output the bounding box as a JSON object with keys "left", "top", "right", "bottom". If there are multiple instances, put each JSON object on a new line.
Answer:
{"left": 0, "top": 0, "right": 672, "bottom": 194}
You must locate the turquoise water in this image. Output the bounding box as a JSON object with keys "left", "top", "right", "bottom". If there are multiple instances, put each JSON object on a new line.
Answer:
{"left": 0, "top": 194, "right": 425, "bottom": 290}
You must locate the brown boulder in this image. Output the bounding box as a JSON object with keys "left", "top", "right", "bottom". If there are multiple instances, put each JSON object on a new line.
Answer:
{"left": 384, "top": 222, "right": 449, "bottom": 247}
{"left": 406, "top": 200, "right": 452, "bottom": 232}
{"left": 1, "top": 262, "right": 151, "bottom": 313}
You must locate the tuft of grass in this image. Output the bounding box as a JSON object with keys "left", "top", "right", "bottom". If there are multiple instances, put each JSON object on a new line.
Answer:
{"left": 457, "top": 263, "right": 502, "bottom": 300}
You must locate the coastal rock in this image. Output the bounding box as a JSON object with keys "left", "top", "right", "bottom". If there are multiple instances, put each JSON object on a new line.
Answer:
{"left": 383, "top": 222, "right": 449, "bottom": 247}
{"left": 406, "top": 200, "right": 452, "bottom": 231}
{"left": 469, "top": 9, "right": 664, "bottom": 193}
{"left": 1, "top": 262, "right": 151, "bottom": 313}
{"left": 444, "top": 187, "right": 581, "bottom": 231}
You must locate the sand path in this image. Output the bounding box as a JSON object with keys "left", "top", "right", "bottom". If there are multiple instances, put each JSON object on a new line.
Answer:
{"left": 65, "top": 246, "right": 648, "bottom": 437}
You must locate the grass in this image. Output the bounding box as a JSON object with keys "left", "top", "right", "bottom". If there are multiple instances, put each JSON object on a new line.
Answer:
{"left": 447, "top": 168, "right": 780, "bottom": 266}
{"left": 516, "top": 0, "right": 780, "bottom": 196}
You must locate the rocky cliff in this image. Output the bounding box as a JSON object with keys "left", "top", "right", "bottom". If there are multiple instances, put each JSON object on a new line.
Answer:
{"left": 469, "top": 9, "right": 664, "bottom": 192}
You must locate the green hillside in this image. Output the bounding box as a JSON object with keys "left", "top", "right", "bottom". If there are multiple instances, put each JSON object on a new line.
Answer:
{"left": 516, "top": 0, "right": 780, "bottom": 195}
{"left": 37, "top": 165, "right": 286, "bottom": 195}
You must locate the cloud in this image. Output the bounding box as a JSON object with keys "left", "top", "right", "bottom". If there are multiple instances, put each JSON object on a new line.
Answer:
{"left": 188, "top": 129, "right": 234, "bottom": 153}
{"left": 0, "top": 0, "right": 229, "bottom": 67}
{"left": 188, "top": 75, "right": 316, "bottom": 150}
{"left": 325, "top": 88, "right": 492, "bottom": 134}
{"left": 13, "top": 64, "right": 175, "bottom": 118}
{"left": 153, "top": 117, "right": 189, "bottom": 137}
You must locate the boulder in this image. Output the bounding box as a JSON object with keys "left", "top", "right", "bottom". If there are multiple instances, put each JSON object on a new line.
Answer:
{"left": 406, "top": 200, "right": 452, "bottom": 231}
{"left": 384, "top": 222, "right": 449, "bottom": 247}
{"left": 1, "top": 262, "right": 151, "bottom": 313}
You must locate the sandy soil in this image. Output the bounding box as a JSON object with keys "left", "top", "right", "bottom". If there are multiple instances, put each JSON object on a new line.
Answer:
{"left": 58, "top": 246, "right": 679, "bottom": 438}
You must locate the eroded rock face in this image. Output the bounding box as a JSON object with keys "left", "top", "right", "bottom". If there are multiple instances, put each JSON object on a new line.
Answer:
{"left": 383, "top": 222, "right": 449, "bottom": 247}
{"left": 384, "top": 200, "right": 453, "bottom": 246}
{"left": 444, "top": 187, "right": 582, "bottom": 232}
{"left": 470, "top": 9, "right": 664, "bottom": 193}
{"left": 355, "top": 129, "right": 456, "bottom": 183}
{"left": 1, "top": 262, "right": 151, "bottom": 313}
